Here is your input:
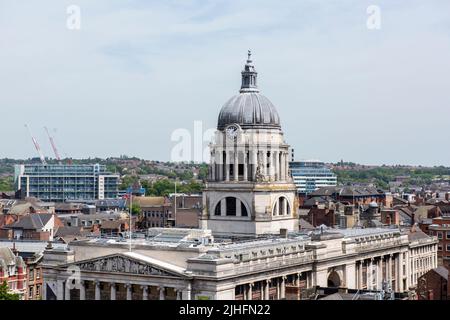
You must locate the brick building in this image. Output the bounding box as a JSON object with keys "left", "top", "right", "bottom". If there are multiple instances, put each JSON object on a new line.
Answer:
{"left": 416, "top": 266, "right": 449, "bottom": 300}
{"left": 428, "top": 215, "right": 450, "bottom": 268}
{"left": 0, "top": 247, "right": 27, "bottom": 299}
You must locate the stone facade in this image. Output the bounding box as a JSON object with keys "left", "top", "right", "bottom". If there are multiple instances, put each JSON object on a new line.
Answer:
{"left": 41, "top": 228, "right": 438, "bottom": 300}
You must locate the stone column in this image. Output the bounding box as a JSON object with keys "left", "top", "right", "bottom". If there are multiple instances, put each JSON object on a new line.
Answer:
{"left": 211, "top": 153, "right": 215, "bottom": 181}
{"left": 110, "top": 283, "right": 116, "bottom": 300}
{"left": 125, "top": 283, "right": 132, "bottom": 300}
{"left": 64, "top": 281, "right": 70, "bottom": 300}
{"left": 358, "top": 261, "right": 363, "bottom": 289}
{"left": 282, "top": 197, "right": 288, "bottom": 215}
{"left": 247, "top": 283, "right": 253, "bottom": 300}
{"left": 218, "top": 151, "right": 223, "bottom": 181}
{"left": 159, "top": 286, "right": 165, "bottom": 300}
{"left": 377, "top": 258, "right": 382, "bottom": 290}
{"left": 398, "top": 253, "right": 404, "bottom": 292}
{"left": 220, "top": 198, "right": 226, "bottom": 216}
{"left": 225, "top": 151, "right": 230, "bottom": 181}
{"left": 367, "top": 260, "right": 372, "bottom": 290}
{"left": 280, "top": 276, "right": 286, "bottom": 299}
{"left": 56, "top": 280, "right": 64, "bottom": 300}
{"left": 274, "top": 151, "right": 279, "bottom": 180}
{"left": 175, "top": 289, "right": 182, "bottom": 300}
{"left": 236, "top": 198, "right": 241, "bottom": 217}
{"left": 94, "top": 281, "right": 101, "bottom": 300}
{"left": 262, "top": 150, "right": 267, "bottom": 177}
{"left": 264, "top": 280, "right": 270, "bottom": 300}
{"left": 80, "top": 281, "right": 86, "bottom": 300}
{"left": 251, "top": 150, "right": 257, "bottom": 181}
{"left": 233, "top": 151, "right": 238, "bottom": 181}
{"left": 243, "top": 150, "right": 248, "bottom": 181}
{"left": 181, "top": 284, "right": 191, "bottom": 300}
{"left": 142, "top": 285, "right": 148, "bottom": 300}
{"left": 387, "top": 254, "right": 395, "bottom": 290}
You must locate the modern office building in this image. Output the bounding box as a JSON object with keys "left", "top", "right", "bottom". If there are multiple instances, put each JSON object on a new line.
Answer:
{"left": 14, "top": 164, "right": 119, "bottom": 202}
{"left": 289, "top": 160, "right": 337, "bottom": 194}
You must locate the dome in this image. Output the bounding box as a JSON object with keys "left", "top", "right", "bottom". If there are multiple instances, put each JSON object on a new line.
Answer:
{"left": 217, "top": 92, "right": 281, "bottom": 130}
{"left": 217, "top": 51, "right": 281, "bottom": 130}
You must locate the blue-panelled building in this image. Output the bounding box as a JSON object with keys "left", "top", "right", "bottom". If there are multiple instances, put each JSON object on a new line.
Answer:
{"left": 289, "top": 160, "right": 337, "bottom": 195}
{"left": 15, "top": 163, "right": 119, "bottom": 202}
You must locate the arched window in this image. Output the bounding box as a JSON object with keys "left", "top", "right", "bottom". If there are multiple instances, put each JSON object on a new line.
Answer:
{"left": 214, "top": 197, "right": 249, "bottom": 217}
{"left": 273, "top": 196, "right": 291, "bottom": 216}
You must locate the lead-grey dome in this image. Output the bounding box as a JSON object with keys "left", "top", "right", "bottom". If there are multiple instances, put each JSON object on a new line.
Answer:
{"left": 217, "top": 92, "right": 281, "bottom": 130}
{"left": 217, "top": 51, "right": 281, "bottom": 130}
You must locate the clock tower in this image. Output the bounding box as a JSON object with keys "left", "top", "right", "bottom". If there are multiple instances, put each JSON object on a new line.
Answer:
{"left": 200, "top": 52, "right": 298, "bottom": 237}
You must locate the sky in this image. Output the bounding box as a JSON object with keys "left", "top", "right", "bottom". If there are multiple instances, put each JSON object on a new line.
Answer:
{"left": 0, "top": 0, "right": 449, "bottom": 166}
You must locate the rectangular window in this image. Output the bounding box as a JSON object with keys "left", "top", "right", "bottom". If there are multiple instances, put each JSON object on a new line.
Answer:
{"left": 438, "top": 245, "right": 442, "bottom": 251}
{"left": 438, "top": 232, "right": 443, "bottom": 239}
{"left": 447, "top": 244, "right": 450, "bottom": 252}
{"left": 447, "top": 231, "right": 450, "bottom": 239}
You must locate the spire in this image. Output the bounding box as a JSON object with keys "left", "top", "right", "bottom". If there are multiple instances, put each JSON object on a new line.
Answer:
{"left": 240, "top": 50, "right": 259, "bottom": 93}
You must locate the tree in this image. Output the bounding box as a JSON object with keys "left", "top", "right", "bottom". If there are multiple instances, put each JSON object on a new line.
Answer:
{"left": 0, "top": 281, "right": 20, "bottom": 300}
{"left": 131, "top": 203, "right": 141, "bottom": 216}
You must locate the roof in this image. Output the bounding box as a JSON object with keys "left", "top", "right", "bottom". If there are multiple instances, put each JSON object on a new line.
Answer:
{"left": 433, "top": 266, "right": 449, "bottom": 280}
{"left": 217, "top": 55, "right": 281, "bottom": 130}
{"left": 309, "top": 186, "right": 384, "bottom": 197}
{"left": 5, "top": 214, "right": 53, "bottom": 230}
{"left": 55, "top": 226, "right": 84, "bottom": 237}
{"left": 299, "top": 218, "right": 314, "bottom": 230}
{"left": 7, "top": 202, "right": 40, "bottom": 215}
{"left": 131, "top": 197, "right": 167, "bottom": 207}
{"left": 406, "top": 227, "right": 431, "bottom": 242}
{"left": 303, "top": 196, "right": 333, "bottom": 207}
{"left": 100, "top": 220, "right": 125, "bottom": 229}
{"left": 0, "top": 247, "right": 16, "bottom": 266}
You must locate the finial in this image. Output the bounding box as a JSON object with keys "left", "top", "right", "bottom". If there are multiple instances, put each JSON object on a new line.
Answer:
{"left": 247, "top": 50, "right": 251, "bottom": 62}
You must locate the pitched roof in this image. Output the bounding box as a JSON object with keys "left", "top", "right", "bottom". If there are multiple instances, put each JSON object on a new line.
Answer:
{"left": 0, "top": 247, "right": 16, "bottom": 266}
{"left": 6, "top": 214, "right": 53, "bottom": 230}
{"left": 433, "top": 266, "right": 448, "bottom": 280}
{"left": 100, "top": 220, "right": 125, "bottom": 229}
{"left": 55, "top": 226, "right": 84, "bottom": 237}
{"left": 299, "top": 218, "right": 314, "bottom": 230}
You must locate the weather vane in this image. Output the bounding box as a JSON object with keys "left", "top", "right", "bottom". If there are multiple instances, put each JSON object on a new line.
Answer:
{"left": 247, "top": 50, "right": 251, "bottom": 61}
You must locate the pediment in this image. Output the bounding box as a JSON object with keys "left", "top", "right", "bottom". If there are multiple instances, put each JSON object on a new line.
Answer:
{"left": 68, "top": 253, "right": 187, "bottom": 278}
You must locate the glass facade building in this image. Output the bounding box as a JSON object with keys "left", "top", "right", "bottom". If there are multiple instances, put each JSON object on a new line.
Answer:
{"left": 289, "top": 160, "right": 337, "bottom": 194}
{"left": 15, "top": 164, "right": 119, "bottom": 202}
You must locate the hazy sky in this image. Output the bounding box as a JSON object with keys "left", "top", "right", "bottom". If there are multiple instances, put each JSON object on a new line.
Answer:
{"left": 1, "top": 1, "right": 449, "bottom": 166}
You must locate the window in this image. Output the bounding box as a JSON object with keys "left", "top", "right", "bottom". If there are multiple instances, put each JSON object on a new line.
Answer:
{"left": 438, "top": 232, "right": 443, "bottom": 239}
{"left": 226, "top": 197, "right": 236, "bottom": 216}
{"left": 447, "top": 231, "right": 450, "bottom": 239}
{"left": 438, "top": 245, "right": 442, "bottom": 251}
{"left": 241, "top": 202, "right": 248, "bottom": 217}
{"left": 447, "top": 244, "right": 450, "bottom": 252}
{"left": 214, "top": 203, "right": 221, "bottom": 216}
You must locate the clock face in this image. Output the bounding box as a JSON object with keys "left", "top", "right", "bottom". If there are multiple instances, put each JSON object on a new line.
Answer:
{"left": 225, "top": 125, "right": 239, "bottom": 140}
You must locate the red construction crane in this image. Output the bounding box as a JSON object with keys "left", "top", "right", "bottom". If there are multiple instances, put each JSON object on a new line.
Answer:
{"left": 25, "top": 124, "right": 47, "bottom": 165}
{"left": 44, "top": 126, "right": 61, "bottom": 162}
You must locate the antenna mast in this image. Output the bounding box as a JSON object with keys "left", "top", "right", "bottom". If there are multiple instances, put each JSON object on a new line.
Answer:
{"left": 25, "top": 124, "right": 47, "bottom": 165}
{"left": 44, "top": 126, "right": 61, "bottom": 163}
